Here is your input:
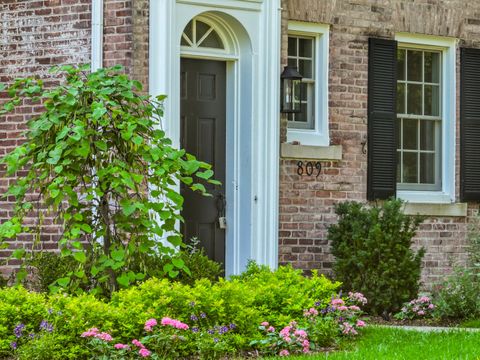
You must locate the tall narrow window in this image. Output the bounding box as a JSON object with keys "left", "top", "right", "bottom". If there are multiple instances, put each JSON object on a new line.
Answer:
{"left": 287, "top": 35, "right": 315, "bottom": 129}
{"left": 396, "top": 48, "right": 442, "bottom": 191}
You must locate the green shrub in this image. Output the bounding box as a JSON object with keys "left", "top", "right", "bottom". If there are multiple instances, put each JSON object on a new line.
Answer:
{"left": 27, "top": 252, "right": 78, "bottom": 293}
{"left": 328, "top": 199, "right": 425, "bottom": 317}
{"left": 434, "top": 266, "right": 480, "bottom": 320}
{"left": 0, "top": 287, "right": 48, "bottom": 357}
{"left": 27, "top": 246, "right": 222, "bottom": 294}
{"left": 0, "top": 265, "right": 341, "bottom": 358}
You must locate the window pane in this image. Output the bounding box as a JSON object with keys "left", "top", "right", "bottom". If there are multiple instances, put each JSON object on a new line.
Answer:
{"left": 397, "top": 151, "right": 402, "bottom": 182}
{"left": 183, "top": 20, "right": 193, "bottom": 42}
{"left": 420, "top": 120, "right": 435, "bottom": 150}
{"left": 288, "top": 58, "right": 297, "bottom": 68}
{"left": 407, "top": 50, "right": 423, "bottom": 82}
{"left": 299, "top": 59, "right": 313, "bottom": 79}
{"left": 420, "top": 153, "right": 435, "bottom": 184}
{"left": 195, "top": 20, "right": 210, "bottom": 42}
{"left": 288, "top": 37, "right": 297, "bottom": 56}
{"left": 424, "top": 52, "right": 440, "bottom": 83}
{"left": 396, "top": 119, "right": 401, "bottom": 149}
{"left": 299, "top": 38, "right": 313, "bottom": 57}
{"left": 300, "top": 82, "right": 308, "bottom": 101}
{"left": 403, "top": 152, "right": 418, "bottom": 183}
{"left": 407, "top": 84, "right": 422, "bottom": 115}
{"left": 403, "top": 119, "right": 418, "bottom": 150}
{"left": 200, "top": 31, "right": 223, "bottom": 49}
{"left": 424, "top": 85, "right": 440, "bottom": 116}
{"left": 181, "top": 35, "right": 189, "bottom": 46}
{"left": 397, "top": 83, "right": 405, "bottom": 114}
{"left": 397, "top": 49, "right": 406, "bottom": 81}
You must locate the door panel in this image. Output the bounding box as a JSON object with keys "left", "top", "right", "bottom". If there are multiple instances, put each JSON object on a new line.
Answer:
{"left": 180, "top": 58, "right": 226, "bottom": 268}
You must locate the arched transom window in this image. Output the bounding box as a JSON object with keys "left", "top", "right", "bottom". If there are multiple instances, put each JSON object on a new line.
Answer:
{"left": 181, "top": 18, "right": 225, "bottom": 50}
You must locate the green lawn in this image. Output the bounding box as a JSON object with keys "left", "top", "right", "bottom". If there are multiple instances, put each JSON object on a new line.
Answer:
{"left": 269, "top": 326, "right": 480, "bottom": 359}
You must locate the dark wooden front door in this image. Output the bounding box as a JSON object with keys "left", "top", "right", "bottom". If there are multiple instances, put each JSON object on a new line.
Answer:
{"left": 180, "top": 58, "right": 226, "bottom": 267}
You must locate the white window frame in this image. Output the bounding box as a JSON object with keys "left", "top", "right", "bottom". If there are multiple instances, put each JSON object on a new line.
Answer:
{"left": 287, "top": 21, "right": 329, "bottom": 146}
{"left": 395, "top": 33, "right": 457, "bottom": 204}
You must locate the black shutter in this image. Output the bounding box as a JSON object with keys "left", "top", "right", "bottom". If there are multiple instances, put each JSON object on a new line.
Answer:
{"left": 367, "top": 38, "right": 398, "bottom": 201}
{"left": 461, "top": 48, "right": 480, "bottom": 201}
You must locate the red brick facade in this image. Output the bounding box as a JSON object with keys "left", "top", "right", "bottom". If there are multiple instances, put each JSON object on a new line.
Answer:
{"left": 1, "top": 0, "right": 480, "bottom": 287}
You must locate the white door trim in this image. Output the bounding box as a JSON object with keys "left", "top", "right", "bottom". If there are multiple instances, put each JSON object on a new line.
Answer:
{"left": 149, "top": 0, "right": 281, "bottom": 275}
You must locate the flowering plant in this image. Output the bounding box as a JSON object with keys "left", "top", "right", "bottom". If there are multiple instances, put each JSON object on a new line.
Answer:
{"left": 394, "top": 296, "right": 436, "bottom": 320}
{"left": 81, "top": 306, "right": 238, "bottom": 359}
{"left": 9, "top": 309, "right": 59, "bottom": 353}
{"left": 250, "top": 321, "right": 311, "bottom": 357}
{"left": 317, "top": 291, "right": 367, "bottom": 337}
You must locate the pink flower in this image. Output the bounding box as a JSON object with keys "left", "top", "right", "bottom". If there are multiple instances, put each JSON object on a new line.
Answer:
{"left": 349, "top": 305, "right": 361, "bottom": 311}
{"left": 81, "top": 328, "right": 99, "bottom": 337}
{"left": 338, "top": 306, "right": 349, "bottom": 311}
{"left": 418, "top": 310, "right": 425, "bottom": 316}
{"left": 267, "top": 326, "right": 275, "bottom": 332}
{"left": 331, "top": 298, "right": 345, "bottom": 306}
{"left": 342, "top": 322, "right": 358, "bottom": 336}
{"left": 308, "top": 307, "right": 318, "bottom": 316}
{"left": 279, "top": 349, "right": 290, "bottom": 357}
{"left": 114, "top": 343, "right": 129, "bottom": 350}
{"left": 132, "top": 339, "right": 145, "bottom": 348}
{"left": 96, "top": 332, "right": 113, "bottom": 342}
{"left": 284, "top": 336, "right": 292, "bottom": 343}
{"left": 260, "top": 321, "right": 269, "bottom": 327}
{"left": 279, "top": 326, "right": 291, "bottom": 338}
{"left": 428, "top": 303, "right": 435, "bottom": 309}
{"left": 356, "top": 320, "right": 366, "bottom": 327}
{"left": 139, "top": 348, "right": 151, "bottom": 357}
{"left": 160, "top": 317, "right": 189, "bottom": 330}
{"left": 294, "top": 329, "right": 307, "bottom": 338}
{"left": 420, "top": 296, "right": 430, "bottom": 303}
{"left": 144, "top": 318, "right": 157, "bottom": 332}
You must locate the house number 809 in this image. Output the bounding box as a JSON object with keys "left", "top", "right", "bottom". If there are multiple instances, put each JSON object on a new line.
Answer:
{"left": 296, "top": 161, "right": 322, "bottom": 177}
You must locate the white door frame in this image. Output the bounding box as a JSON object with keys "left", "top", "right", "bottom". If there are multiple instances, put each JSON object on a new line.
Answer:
{"left": 149, "top": 0, "right": 281, "bottom": 275}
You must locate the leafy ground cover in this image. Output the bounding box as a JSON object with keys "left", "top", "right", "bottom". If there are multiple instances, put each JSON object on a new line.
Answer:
{"left": 271, "top": 326, "right": 480, "bottom": 359}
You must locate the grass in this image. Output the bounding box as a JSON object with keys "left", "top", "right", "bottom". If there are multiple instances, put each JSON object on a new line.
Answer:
{"left": 461, "top": 318, "right": 480, "bottom": 328}
{"left": 268, "top": 326, "right": 480, "bottom": 359}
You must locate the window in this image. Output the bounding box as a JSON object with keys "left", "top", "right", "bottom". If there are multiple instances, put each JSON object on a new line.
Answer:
{"left": 395, "top": 34, "right": 456, "bottom": 203}
{"left": 396, "top": 48, "right": 442, "bottom": 191}
{"left": 367, "top": 35, "right": 456, "bottom": 204}
{"left": 181, "top": 18, "right": 224, "bottom": 50}
{"left": 287, "top": 36, "right": 315, "bottom": 129}
{"left": 287, "top": 22, "right": 329, "bottom": 146}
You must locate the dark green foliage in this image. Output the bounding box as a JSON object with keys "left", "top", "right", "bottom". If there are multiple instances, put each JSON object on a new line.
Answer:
{"left": 27, "top": 252, "right": 78, "bottom": 293}
{"left": 328, "top": 199, "right": 425, "bottom": 317}
{"left": 27, "top": 244, "right": 222, "bottom": 294}
{"left": 0, "top": 65, "right": 218, "bottom": 295}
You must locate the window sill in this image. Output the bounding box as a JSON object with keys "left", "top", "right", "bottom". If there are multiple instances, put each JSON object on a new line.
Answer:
{"left": 402, "top": 202, "right": 467, "bottom": 217}
{"left": 281, "top": 143, "right": 342, "bottom": 160}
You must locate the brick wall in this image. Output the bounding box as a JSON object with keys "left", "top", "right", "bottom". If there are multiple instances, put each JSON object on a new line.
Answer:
{"left": 0, "top": 0, "right": 92, "bottom": 276}
{"left": 279, "top": 0, "right": 480, "bottom": 288}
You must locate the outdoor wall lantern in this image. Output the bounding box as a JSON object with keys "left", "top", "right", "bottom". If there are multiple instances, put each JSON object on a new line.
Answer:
{"left": 280, "top": 65, "right": 303, "bottom": 113}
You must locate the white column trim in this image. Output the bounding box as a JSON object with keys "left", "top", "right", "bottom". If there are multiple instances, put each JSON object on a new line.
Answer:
{"left": 149, "top": 0, "right": 281, "bottom": 274}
